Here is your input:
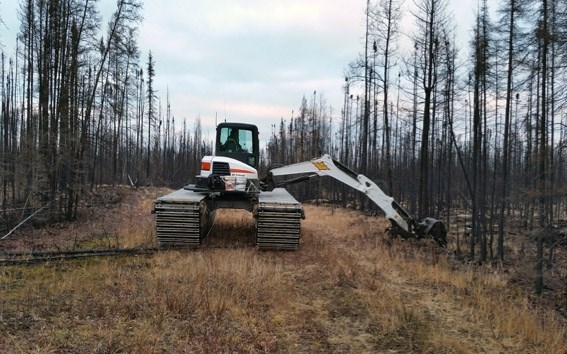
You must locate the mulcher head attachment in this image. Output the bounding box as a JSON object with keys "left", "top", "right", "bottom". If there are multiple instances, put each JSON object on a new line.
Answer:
{"left": 416, "top": 217, "right": 447, "bottom": 247}
{"left": 387, "top": 217, "right": 447, "bottom": 247}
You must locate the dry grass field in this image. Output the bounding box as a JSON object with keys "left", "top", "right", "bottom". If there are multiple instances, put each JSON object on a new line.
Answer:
{"left": 0, "top": 186, "right": 565, "bottom": 353}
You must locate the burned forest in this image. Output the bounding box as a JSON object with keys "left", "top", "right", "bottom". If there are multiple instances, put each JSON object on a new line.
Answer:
{"left": 1, "top": 0, "right": 566, "bottom": 291}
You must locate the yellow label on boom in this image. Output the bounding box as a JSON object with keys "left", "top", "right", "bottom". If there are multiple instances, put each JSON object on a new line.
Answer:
{"left": 312, "top": 161, "right": 330, "bottom": 171}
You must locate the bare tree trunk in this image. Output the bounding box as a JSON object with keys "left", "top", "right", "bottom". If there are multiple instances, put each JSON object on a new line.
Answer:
{"left": 536, "top": 0, "right": 550, "bottom": 295}
{"left": 497, "top": 0, "right": 517, "bottom": 261}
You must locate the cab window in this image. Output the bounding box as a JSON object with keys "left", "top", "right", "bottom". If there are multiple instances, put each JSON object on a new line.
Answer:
{"left": 219, "top": 127, "right": 253, "bottom": 153}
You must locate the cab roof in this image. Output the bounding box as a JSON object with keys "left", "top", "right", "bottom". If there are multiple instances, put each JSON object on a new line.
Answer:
{"left": 216, "top": 122, "right": 259, "bottom": 133}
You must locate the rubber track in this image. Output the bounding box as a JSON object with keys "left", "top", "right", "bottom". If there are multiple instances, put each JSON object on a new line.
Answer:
{"left": 256, "top": 205, "right": 302, "bottom": 250}
{"left": 154, "top": 201, "right": 215, "bottom": 247}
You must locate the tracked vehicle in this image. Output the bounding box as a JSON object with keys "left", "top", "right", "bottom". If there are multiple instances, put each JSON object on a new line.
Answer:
{"left": 153, "top": 122, "right": 447, "bottom": 250}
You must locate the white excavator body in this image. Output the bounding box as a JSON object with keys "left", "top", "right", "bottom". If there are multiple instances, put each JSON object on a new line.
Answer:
{"left": 153, "top": 122, "right": 447, "bottom": 249}
{"left": 196, "top": 155, "right": 259, "bottom": 192}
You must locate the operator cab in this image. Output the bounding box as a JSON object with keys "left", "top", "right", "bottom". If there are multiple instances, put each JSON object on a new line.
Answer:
{"left": 216, "top": 122, "right": 259, "bottom": 168}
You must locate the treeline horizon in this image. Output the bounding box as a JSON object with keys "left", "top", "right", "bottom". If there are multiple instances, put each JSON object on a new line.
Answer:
{"left": 0, "top": 0, "right": 566, "bottom": 290}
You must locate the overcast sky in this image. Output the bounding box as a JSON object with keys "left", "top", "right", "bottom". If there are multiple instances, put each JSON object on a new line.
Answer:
{"left": 0, "top": 0, "right": 477, "bottom": 141}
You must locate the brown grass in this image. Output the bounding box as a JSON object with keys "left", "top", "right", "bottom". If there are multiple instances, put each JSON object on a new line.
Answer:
{"left": 0, "top": 189, "right": 565, "bottom": 353}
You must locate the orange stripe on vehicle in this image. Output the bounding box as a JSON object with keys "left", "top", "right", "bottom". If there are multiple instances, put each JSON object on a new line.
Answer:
{"left": 230, "top": 168, "right": 255, "bottom": 174}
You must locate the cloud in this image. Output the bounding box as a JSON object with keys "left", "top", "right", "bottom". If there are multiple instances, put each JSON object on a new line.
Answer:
{"left": 1, "top": 0, "right": 475, "bottom": 142}
{"left": 137, "top": 1, "right": 368, "bottom": 135}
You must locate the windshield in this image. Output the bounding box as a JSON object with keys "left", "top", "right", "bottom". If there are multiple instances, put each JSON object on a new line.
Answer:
{"left": 219, "top": 127, "right": 253, "bottom": 153}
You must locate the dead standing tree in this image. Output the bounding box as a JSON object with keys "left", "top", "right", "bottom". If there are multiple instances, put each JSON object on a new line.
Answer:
{"left": 369, "top": 0, "right": 402, "bottom": 196}
{"left": 410, "top": 0, "right": 451, "bottom": 220}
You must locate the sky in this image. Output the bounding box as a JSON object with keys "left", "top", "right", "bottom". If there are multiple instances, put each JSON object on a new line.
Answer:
{"left": 0, "top": 0, "right": 477, "bottom": 142}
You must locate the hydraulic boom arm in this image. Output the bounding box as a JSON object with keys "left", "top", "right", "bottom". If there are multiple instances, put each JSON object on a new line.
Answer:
{"left": 266, "top": 155, "right": 447, "bottom": 247}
